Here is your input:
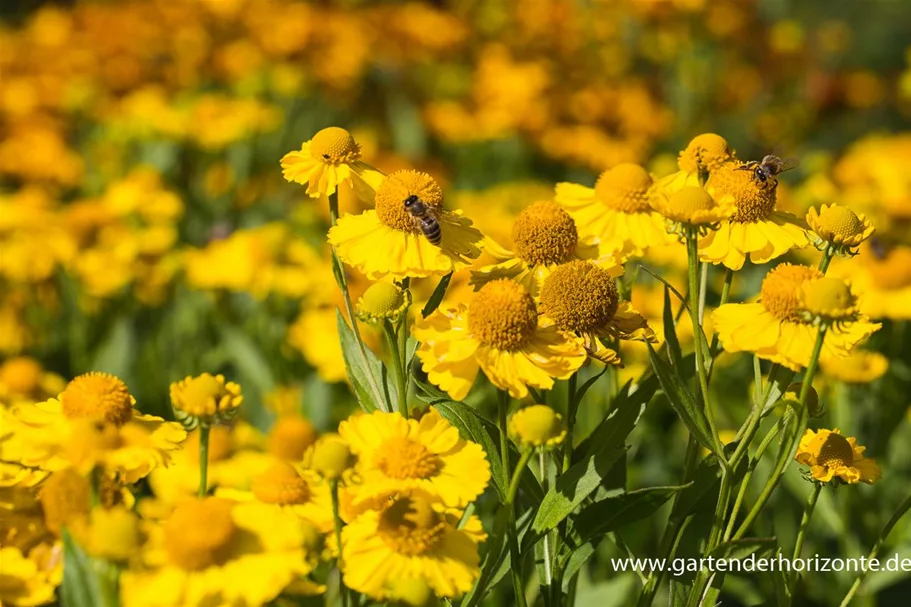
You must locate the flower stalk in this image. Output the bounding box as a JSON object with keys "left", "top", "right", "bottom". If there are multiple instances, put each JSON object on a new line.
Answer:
{"left": 197, "top": 424, "right": 210, "bottom": 498}
{"left": 499, "top": 391, "right": 529, "bottom": 607}
{"left": 789, "top": 483, "right": 822, "bottom": 592}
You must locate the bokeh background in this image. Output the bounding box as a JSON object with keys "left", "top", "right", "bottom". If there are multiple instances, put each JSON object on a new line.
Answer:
{"left": 2, "top": 1, "right": 910, "bottom": 605}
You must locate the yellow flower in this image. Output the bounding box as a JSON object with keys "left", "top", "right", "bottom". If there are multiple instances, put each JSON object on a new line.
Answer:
{"left": 341, "top": 492, "right": 485, "bottom": 601}
{"left": 169, "top": 373, "right": 243, "bottom": 429}
{"left": 795, "top": 429, "right": 881, "bottom": 485}
{"left": 329, "top": 170, "right": 484, "bottom": 280}
{"left": 120, "top": 498, "right": 320, "bottom": 607}
{"left": 509, "top": 405, "right": 566, "bottom": 449}
{"left": 712, "top": 264, "right": 881, "bottom": 371}
{"left": 539, "top": 260, "right": 656, "bottom": 365}
{"left": 649, "top": 169, "right": 735, "bottom": 232}
{"left": 555, "top": 163, "right": 674, "bottom": 256}
{"left": 677, "top": 133, "right": 736, "bottom": 175}
{"left": 820, "top": 350, "right": 889, "bottom": 383}
{"left": 828, "top": 243, "right": 911, "bottom": 320}
{"left": 797, "top": 276, "right": 860, "bottom": 325}
{"left": 74, "top": 505, "right": 141, "bottom": 563}
{"left": 470, "top": 200, "right": 623, "bottom": 297}
{"left": 38, "top": 468, "right": 91, "bottom": 534}
{"left": 280, "top": 126, "right": 384, "bottom": 200}
{"left": 267, "top": 416, "right": 318, "bottom": 462}
{"left": 413, "top": 279, "right": 586, "bottom": 400}
{"left": 339, "top": 409, "right": 490, "bottom": 508}
{"left": 306, "top": 433, "right": 354, "bottom": 481}
{"left": 356, "top": 281, "right": 412, "bottom": 324}
{"left": 698, "top": 162, "right": 809, "bottom": 270}
{"left": 1, "top": 375, "right": 186, "bottom": 483}
{"left": 806, "top": 203, "right": 875, "bottom": 255}
{"left": 0, "top": 546, "right": 58, "bottom": 607}
{"left": 0, "top": 357, "right": 65, "bottom": 405}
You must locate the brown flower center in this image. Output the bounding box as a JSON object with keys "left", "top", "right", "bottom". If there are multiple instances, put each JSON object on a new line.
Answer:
{"left": 468, "top": 279, "right": 538, "bottom": 350}
{"left": 512, "top": 200, "right": 578, "bottom": 265}
{"left": 374, "top": 170, "right": 444, "bottom": 233}
{"left": 540, "top": 260, "right": 619, "bottom": 333}
{"left": 377, "top": 496, "right": 445, "bottom": 556}
{"left": 706, "top": 162, "right": 777, "bottom": 223}
{"left": 760, "top": 264, "right": 822, "bottom": 321}
{"left": 817, "top": 433, "right": 854, "bottom": 469}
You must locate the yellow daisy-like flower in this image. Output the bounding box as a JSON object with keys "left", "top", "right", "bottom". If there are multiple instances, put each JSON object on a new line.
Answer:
{"left": 0, "top": 375, "right": 186, "bottom": 483}
{"left": 0, "top": 546, "right": 59, "bottom": 607}
{"left": 698, "top": 162, "right": 809, "bottom": 270}
{"left": 820, "top": 349, "right": 889, "bottom": 383}
{"left": 712, "top": 264, "right": 881, "bottom": 371}
{"left": 555, "top": 163, "right": 674, "bottom": 256}
{"left": 305, "top": 433, "right": 355, "bottom": 481}
{"left": 794, "top": 428, "right": 881, "bottom": 485}
{"left": 280, "top": 126, "right": 384, "bottom": 200}
{"left": 120, "top": 498, "right": 320, "bottom": 607}
{"left": 267, "top": 415, "right": 318, "bottom": 462}
{"left": 329, "top": 170, "right": 484, "bottom": 280}
{"left": 509, "top": 405, "right": 566, "bottom": 449}
{"left": 828, "top": 243, "right": 911, "bottom": 320}
{"left": 470, "top": 200, "right": 623, "bottom": 297}
{"left": 649, "top": 169, "right": 735, "bottom": 234}
{"left": 539, "top": 260, "right": 656, "bottom": 365}
{"left": 677, "top": 133, "right": 736, "bottom": 175}
{"left": 356, "top": 281, "right": 412, "bottom": 324}
{"left": 341, "top": 492, "right": 485, "bottom": 601}
{"left": 169, "top": 373, "right": 243, "bottom": 429}
{"left": 806, "top": 203, "right": 875, "bottom": 255}
{"left": 797, "top": 276, "right": 860, "bottom": 325}
{"left": 414, "top": 279, "right": 587, "bottom": 400}
{"left": 217, "top": 460, "right": 335, "bottom": 534}
{"left": 339, "top": 409, "right": 490, "bottom": 508}
{"left": 0, "top": 356, "right": 65, "bottom": 405}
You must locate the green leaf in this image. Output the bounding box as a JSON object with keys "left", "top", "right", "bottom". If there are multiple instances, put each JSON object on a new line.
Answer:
{"left": 421, "top": 271, "right": 453, "bottom": 318}
{"left": 663, "top": 285, "right": 684, "bottom": 371}
{"left": 576, "top": 375, "right": 657, "bottom": 463}
{"left": 646, "top": 341, "right": 715, "bottom": 453}
{"left": 572, "top": 484, "right": 689, "bottom": 545}
{"left": 531, "top": 445, "right": 626, "bottom": 534}
{"left": 431, "top": 400, "right": 509, "bottom": 501}
{"left": 336, "top": 309, "right": 392, "bottom": 413}
{"left": 708, "top": 537, "right": 777, "bottom": 561}
{"left": 673, "top": 453, "right": 723, "bottom": 519}
{"left": 462, "top": 510, "right": 510, "bottom": 607}
{"left": 61, "top": 529, "right": 117, "bottom": 607}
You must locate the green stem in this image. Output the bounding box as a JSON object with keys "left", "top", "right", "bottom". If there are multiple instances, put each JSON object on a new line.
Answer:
{"left": 539, "top": 452, "right": 553, "bottom": 588}
{"left": 706, "top": 267, "right": 734, "bottom": 383}
{"left": 819, "top": 244, "right": 834, "bottom": 274}
{"left": 840, "top": 491, "right": 911, "bottom": 607}
{"left": 789, "top": 483, "right": 822, "bottom": 592}
{"left": 382, "top": 320, "right": 408, "bottom": 417}
{"left": 328, "top": 192, "right": 386, "bottom": 411}
{"left": 733, "top": 325, "right": 826, "bottom": 540}
{"left": 197, "top": 424, "right": 210, "bottom": 498}
{"left": 499, "top": 391, "right": 529, "bottom": 607}
{"left": 330, "top": 479, "right": 349, "bottom": 607}
{"left": 561, "top": 374, "right": 579, "bottom": 474}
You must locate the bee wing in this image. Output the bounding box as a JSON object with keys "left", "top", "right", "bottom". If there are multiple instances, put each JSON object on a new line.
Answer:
{"left": 778, "top": 157, "right": 801, "bottom": 172}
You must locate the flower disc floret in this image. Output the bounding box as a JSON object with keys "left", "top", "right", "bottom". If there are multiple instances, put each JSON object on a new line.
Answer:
{"left": 798, "top": 277, "right": 858, "bottom": 322}
{"left": 251, "top": 462, "right": 311, "bottom": 505}
{"left": 509, "top": 405, "right": 566, "bottom": 449}
{"left": 39, "top": 468, "right": 91, "bottom": 533}
{"left": 375, "top": 170, "right": 444, "bottom": 233}
{"left": 706, "top": 162, "right": 777, "bottom": 222}
{"left": 60, "top": 372, "right": 134, "bottom": 426}
{"left": 816, "top": 432, "right": 854, "bottom": 469}
{"left": 539, "top": 260, "right": 619, "bottom": 333}
{"left": 468, "top": 280, "right": 538, "bottom": 350}
{"left": 807, "top": 204, "right": 874, "bottom": 251}
{"left": 169, "top": 373, "right": 243, "bottom": 426}
{"left": 309, "top": 126, "right": 361, "bottom": 164}
{"left": 163, "top": 498, "right": 237, "bottom": 570}
{"left": 375, "top": 437, "right": 440, "bottom": 480}
{"left": 678, "top": 133, "right": 734, "bottom": 174}
{"left": 357, "top": 281, "right": 411, "bottom": 324}
{"left": 377, "top": 496, "right": 445, "bottom": 556}
{"left": 760, "top": 264, "right": 822, "bottom": 321}
{"left": 511, "top": 200, "right": 578, "bottom": 265}
{"left": 593, "top": 163, "right": 652, "bottom": 213}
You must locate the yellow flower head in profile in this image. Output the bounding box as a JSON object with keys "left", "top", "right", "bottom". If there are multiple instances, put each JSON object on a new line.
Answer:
{"left": 509, "top": 405, "right": 566, "bottom": 450}
{"left": 470, "top": 200, "right": 623, "bottom": 297}
{"left": 281, "top": 126, "right": 384, "bottom": 200}
{"left": 0, "top": 374, "right": 186, "bottom": 483}
{"left": 820, "top": 349, "right": 889, "bottom": 384}
{"left": 539, "top": 260, "right": 655, "bottom": 365}
{"left": 169, "top": 373, "right": 243, "bottom": 429}
{"left": 341, "top": 491, "right": 485, "bottom": 601}
{"left": 329, "top": 170, "right": 484, "bottom": 280}
{"left": 795, "top": 428, "right": 881, "bottom": 485}
{"left": 414, "top": 279, "right": 586, "bottom": 400}
{"left": 338, "top": 409, "right": 490, "bottom": 508}
{"left": 677, "top": 133, "right": 736, "bottom": 175}
{"left": 356, "top": 280, "right": 412, "bottom": 324}
{"left": 306, "top": 433, "right": 355, "bottom": 481}
{"left": 699, "top": 162, "right": 808, "bottom": 270}
{"left": 712, "top": 264, "right": 881, "bottom": 371}
{"left": 120, "top": 498, "right": 319, "bottom": 607}
{"left": 555, "top": 163, "right": 674, "bottom": 256}
{"left": 649, "top": 175, "right": 734, "bottom": 234}
{"left": 806, "top": 203, "right": 875, "bottom": 256}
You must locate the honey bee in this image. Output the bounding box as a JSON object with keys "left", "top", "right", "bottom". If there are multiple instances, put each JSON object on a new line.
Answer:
{"left": 403, "top": 195, "right": 442, "bottom": 245}
{"left": 737, "top": 155, "right": 800, "bottom": 189}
